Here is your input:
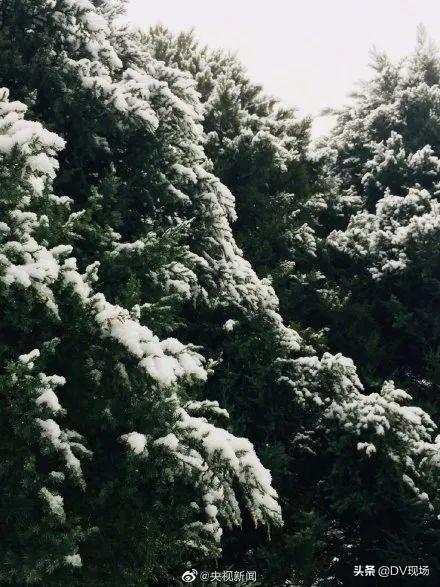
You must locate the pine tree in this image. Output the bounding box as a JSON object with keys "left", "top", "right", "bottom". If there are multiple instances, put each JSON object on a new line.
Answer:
{"left": 322, "top": 30, "right": 440, "bottom": 420}
{"left": 298, "top": 29, "right": 440, "bottom": 577}
{"left": 145, "top": 26, "right": 319, "bottom": 276}
{"left": 0, "top": 3, "right": 283, "bottom": 583}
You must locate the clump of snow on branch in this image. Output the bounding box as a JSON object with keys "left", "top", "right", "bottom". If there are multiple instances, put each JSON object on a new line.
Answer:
{"left": 328, "top": 188, "right": 440, "bottom": 278}
{"left": 121, "top": 392, "right": 283, "bottom": 552}
{"left": 279, "top": 352, "right": 440, "bottom": 508}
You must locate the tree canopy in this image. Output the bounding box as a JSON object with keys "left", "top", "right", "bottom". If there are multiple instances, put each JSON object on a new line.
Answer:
{"left": 1, "top": 3, "right": 440, "bottom": 585}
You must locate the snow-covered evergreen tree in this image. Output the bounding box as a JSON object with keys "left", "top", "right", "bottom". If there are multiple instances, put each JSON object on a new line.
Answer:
{"left": 144, "top": 26, "right": 316, "bottom": 278}
{"left": 0, "top": 3, "right": 283, "bottom": 583}
{"left": 321, "top": 28, "right": 440, "bottom": 419}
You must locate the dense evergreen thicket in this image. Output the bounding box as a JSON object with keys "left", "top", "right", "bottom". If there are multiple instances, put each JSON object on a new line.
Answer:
{"left": 1, "top": 3, "right": 440, "bottom": 585}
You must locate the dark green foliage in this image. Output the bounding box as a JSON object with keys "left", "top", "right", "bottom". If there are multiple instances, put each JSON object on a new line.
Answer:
{"left": 2, "top": 3, "right": 440, "bottom": 586}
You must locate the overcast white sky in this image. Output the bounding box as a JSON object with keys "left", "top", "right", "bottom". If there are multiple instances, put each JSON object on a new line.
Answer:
{"left": 126, "top": 0, "right": 440, "bottom": 136}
